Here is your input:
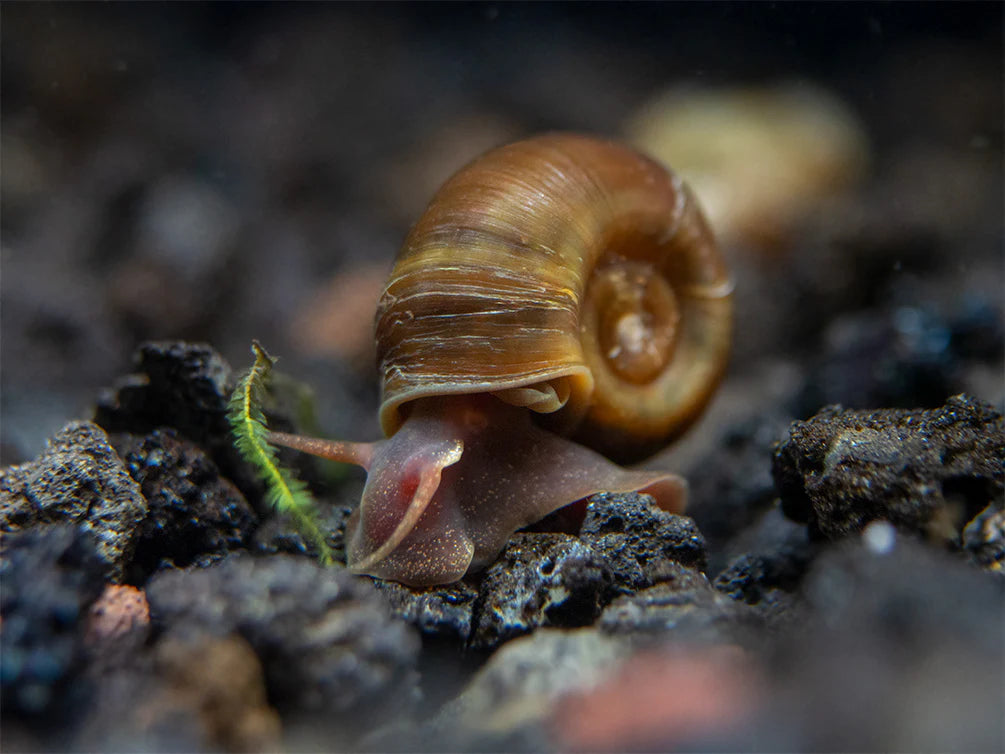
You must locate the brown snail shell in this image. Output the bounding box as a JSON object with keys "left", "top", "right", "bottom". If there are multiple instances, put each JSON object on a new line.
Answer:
{"left": 375, "top": 132, "right": 733, "bottom": 462}
{"left": 269, "top": 133, "right": 733, "bottom": 585}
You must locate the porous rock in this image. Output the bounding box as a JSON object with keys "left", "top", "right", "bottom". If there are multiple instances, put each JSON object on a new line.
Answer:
{"left": 713, "top": 510, "right": 818, "bottom": 625}
{"left": 251, "top": 499, "right": 353, "bottom": 563}
{"left": 773, "top": 394, "right": 1003, "bottom": 542}
{"left": 580, "top": 492, "right": 708, "bottom": 589}
{"left": 470, "top": 533, "right": 614, "bottom": 650}
{"left": 93, "top": 339, "right": 329, "bottom": 512}
{"left": 683, "top": 415, "right": 792, "bottom": 574}
{"left": 0, "top": 525, "right": 107, "bottom": 724}
{"left": 111, "top": 428, "right": 258, "bottom": 581}
{"left": 375, "top": 495, "right": 710, "bottom": 648}
{"left": 600, "top": 563, "right": 762, "bottom": 643}
{"left": 94, "top": 341, "right": 233, "bottom": 446}
{"left": 372, "top": 578, "right": 479, "bottom": 642}
{"left": 145, "top": 554, "right": 420, "bottom": 730}
{"left": 0, "top": 421, "right": 147, "bottom": 581}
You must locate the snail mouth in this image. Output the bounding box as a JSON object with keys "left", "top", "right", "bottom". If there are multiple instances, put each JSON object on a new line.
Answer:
{"left": 346, "top": 438, "right": 467, "bottom": 581}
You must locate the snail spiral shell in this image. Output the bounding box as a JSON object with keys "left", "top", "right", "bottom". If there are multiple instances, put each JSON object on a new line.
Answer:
{"left": 375, "top": 133, "right": 733, "bottom": 462}
{"left": 268, "top": 133, "right": 733, "bottom": 584}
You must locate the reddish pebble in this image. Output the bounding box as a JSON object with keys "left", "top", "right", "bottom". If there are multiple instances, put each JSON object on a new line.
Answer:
{"left": 86, "top": 584, "right": 150, "bottom": 644}
{"left": 552, "top": 644, "right": 762, "bottom": 751}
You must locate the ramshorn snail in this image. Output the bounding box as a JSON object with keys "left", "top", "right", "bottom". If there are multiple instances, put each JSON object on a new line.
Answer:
{"left": 269, "top": 133, "right": 734, "bottom": 586}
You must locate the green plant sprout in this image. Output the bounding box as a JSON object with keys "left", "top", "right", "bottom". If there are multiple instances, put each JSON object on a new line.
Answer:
{"left": 228, "top": 341, "right": 334, "bottom": 565}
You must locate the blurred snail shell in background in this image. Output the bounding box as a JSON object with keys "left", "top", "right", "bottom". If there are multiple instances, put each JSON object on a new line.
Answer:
{"left": 626, "top": 82, "right": 870, "bottom": 250}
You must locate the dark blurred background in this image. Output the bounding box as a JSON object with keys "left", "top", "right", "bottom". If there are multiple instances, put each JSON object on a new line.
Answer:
{"left": 2, "top": 2, "right": 1002, "bottom": 462}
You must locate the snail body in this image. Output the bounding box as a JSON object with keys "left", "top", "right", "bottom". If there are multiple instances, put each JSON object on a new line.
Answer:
{"left": 270, "top": 133, "right": 733, "bottom": 586}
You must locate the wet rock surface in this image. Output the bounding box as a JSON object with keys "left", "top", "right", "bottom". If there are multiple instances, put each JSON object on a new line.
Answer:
{"left": 713, "top": 513, "right": 818, "bottom": 625}
{"left": 251, "top": 498, "right": 353, "bottom": 562}
{"left": 93, "top": 340, "right": 337, "bottom": 512}
{"left": 94, "top": 341, "right": 234, "bottom": 448}
{"left": 471, "top": 533, "right": 615, "bottom": 650}
{"left": 92, "top": 341, "right": 256, "bottom": 492}
{"left": 581, "top": 493, "right": 707, "bottom": 588}
{"left": 773, "top": 395, "right": 1004, "bottom": 544}
{"left": 3, "top": 4, "right": 1003, "bottom": 752}
{"left": 962, "top": 503, "right": 1005, "bottom": 571}
{"left": 372, "top": 579, "right": 480, "bottom": 644}
{"left": 0, "top": 422, "right": 147, "bottom": 581}
{"left": 111, "top": 428, "right": 258, "bottom": 582}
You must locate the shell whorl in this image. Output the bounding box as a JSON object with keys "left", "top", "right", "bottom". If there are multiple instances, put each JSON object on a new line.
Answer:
{"left": 375, "top": 133, "right": 733, "bottom": 461}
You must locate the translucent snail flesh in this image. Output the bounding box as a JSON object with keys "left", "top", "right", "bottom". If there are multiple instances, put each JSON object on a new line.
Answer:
{"left": 269, "top": 133, "right": 734, "bottom": 586}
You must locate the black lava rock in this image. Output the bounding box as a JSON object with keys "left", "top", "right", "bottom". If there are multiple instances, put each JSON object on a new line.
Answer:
{"left": 0, "top": 525, "right": 107, "bottom": 726}
{"left": 470, "top": 533, "right": 614, "bottom": 650}
{"left": 145, "top": 554, "right": 420, "bottom": 732}
{"left": 93, "top": 339, "right": 332, "bottom": 515}
{"left": 580, "top": 492, "right": 708, "bottom": 590}
{"left": 372, "top": 579, "right": 479, "bottom": 643}
{"left": 251, "top": 498, "right": 354, "bottom": 564}
{"left": 372, "top": 495, "right": 711, "bottom": 649}
{"left": 599, "top": 563, "right": 761, "bottom": 643}
{"left": 94, "top": 341, "right": 233, "bottom": 447}
{"left": 683, "top": 415, "right": 793, "bottom": 573}
{"left": 773, "top": 394, "right": 1004, "bottom": 543}
{"left": 92, "top": 341, "right": 271, "bottom": 507}
{"left": 713, "top": 520, "right": 818, "bottom": 625}
{"left": 111, "top": 428, "right": 259, "bottom": 583}
{"left": 0, "top": 421, "right": 147, "bottom": 581}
